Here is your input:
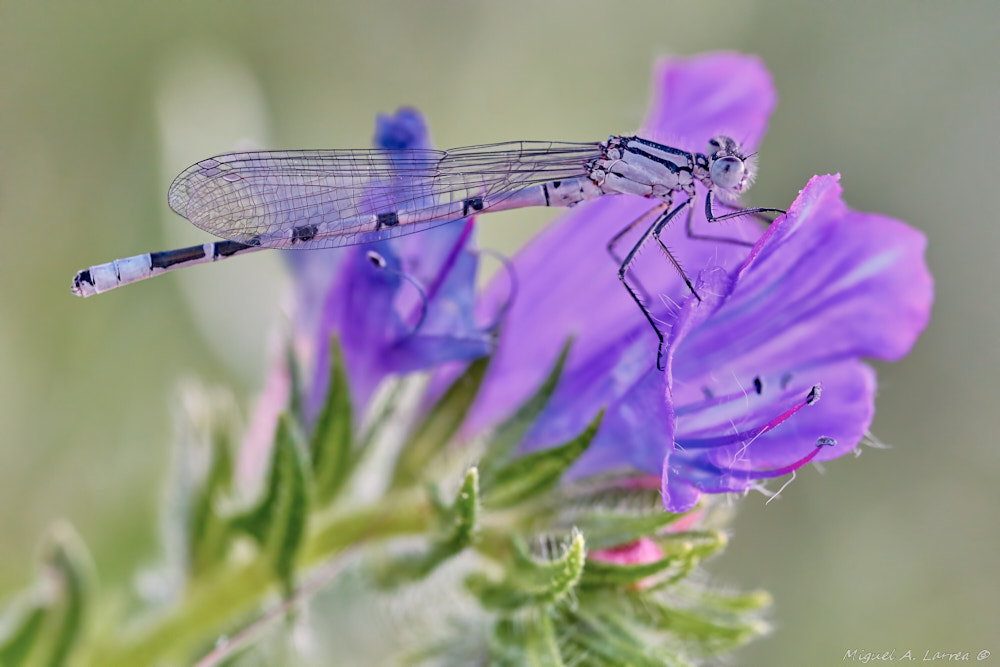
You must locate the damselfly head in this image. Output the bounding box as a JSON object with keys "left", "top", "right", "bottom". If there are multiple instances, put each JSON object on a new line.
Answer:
{"left": 707, "top": 136, "right": 757, "bottom": 195}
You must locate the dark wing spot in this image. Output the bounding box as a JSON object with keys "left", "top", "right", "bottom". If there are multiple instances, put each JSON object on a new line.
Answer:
{"left": 377, "top": 212, "right": 400, "bottom": 229}
{"left": 292, "top": 224, "right": 319, "bottom": 243}
{"left": 462, "top": 197, "right": 484, "bottom": 215}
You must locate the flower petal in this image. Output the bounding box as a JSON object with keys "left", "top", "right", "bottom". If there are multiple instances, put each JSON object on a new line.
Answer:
{"left": 468, "top": 53, "right": 780, "bottom": 441}
{"left": 658, "top": 174, "right": 933, "bottom": 511}
{"left": 303, "top": 109, "right": 491, "bottom": 417}
{"left": 523, "top": 340, "right": 675, "bottom": 477}
{"left": 670, "top": 175, "right": 933, "bottom": 386}
{"left": 663, "top": 359, "right": 876, "bottom": 512}
{"left": 641, "top": 52, "right": 776, "bottom": 155}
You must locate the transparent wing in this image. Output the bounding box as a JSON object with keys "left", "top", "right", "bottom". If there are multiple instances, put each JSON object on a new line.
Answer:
{"left": 167, "top": 141, "right": 602, "bottom": 249}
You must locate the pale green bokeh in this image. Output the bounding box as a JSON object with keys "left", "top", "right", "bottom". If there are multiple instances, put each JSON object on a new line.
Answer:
{"left": 1, "top": 1, "right": 996, "bottom": 664}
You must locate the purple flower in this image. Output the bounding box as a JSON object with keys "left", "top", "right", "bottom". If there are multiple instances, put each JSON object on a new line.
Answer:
{"left": 291, "top": 109, "right": 493, "bottom": 418}
{"left": 463, "top": 53, "right": 934, "bottom": 512}
{"left": 659, "top": 173, "right": 931, "bottom": 510}
{"left": 239, "top": 109, "right": 491, "bottom": 480}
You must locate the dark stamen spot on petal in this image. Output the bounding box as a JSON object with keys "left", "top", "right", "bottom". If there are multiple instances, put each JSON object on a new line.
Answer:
{"left": 780, "top": 372, "right": 793, "bottom": 390}
{"left": 702, "top": 387, "right": 714, "bottom": 400}
{"left": 366, "top": 250, "right": 386, "bottom": 269}
{"left": 816, "top": 436, "right": 837, "bottom": 447}
{"left": 753, "top": 376, "right": 763, "bottom": 395}
{"left": 806, "top": 385, "right": 821, "bottom": 405}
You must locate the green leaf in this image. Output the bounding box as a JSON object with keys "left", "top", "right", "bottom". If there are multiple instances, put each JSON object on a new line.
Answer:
{"left": 479, "top": 339, "right": 572, "bottom": 486}
{"left": 0, "top": 603, "right": 47, "bottom": 666}
{"left": 373, "top": 468, "right": 479, "bottom": 587}
{"left": 0, "top": 530, "right": 94, "bottom": 664}
{"left": 624, "top": 595, "right": 770, "bottom": 655}
{"left": 691, "top": 588, "right": 772, "bottom": 614}
{"left": 615, "top": 532, "right": 726, "bottom": 592}
{"left": 285, "top": 339, "right": 304, "bottom": 420}
{"left": 309, "top": 335, "right": 355, "bottom": 505}
{"left": 391, "top": 354, "right": 491, "bottom": 488}
{"left": 43, "top": 523, "right": 92, "bottom": 667}
{"left": 489, "top": 614, "right": 564, "bottom": 667}
{"left": 230, "top": 414, "right": 310, "bottom": 594}
{"left": 573, "top": 510, "right": 692, "bottom": 552}
{"left": 0, "top": 523, "right": 96, "bottom": 667}
{"left": 444, "top": 467, "right": 479, "bottom": 551}
{"left": 482, "top": 410, "right": 603, "bottom": 510}
{"left": 467, "top": 531, "right": 585, "bottom": 611}
{"left": 521, "top": 614, "right": 564, "bottom": 667}
{"left": 266, "top": 416, "right": 310, "bottom": 595}
{"left": 581, "top": 554, "right": 681, "bottom": 588}
{"left": 188, "top": 413, "right": 236, "bottom": 576}
{"left": 658, "top": 531, "right": 727, "bottom": 562}
{"left": 562, "top": 607, "right": 683, "bottom": 667}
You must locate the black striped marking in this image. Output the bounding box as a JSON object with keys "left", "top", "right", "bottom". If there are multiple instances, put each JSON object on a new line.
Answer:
{"left": 622, "top": 137, "right": 691, "bottom": 174}
{"left": 214, "top": 241, "right": 249, "bottom": 258}
{"left": 542, "top": 183, "right": 550, "bottom": 206}
{"left": 151, "top": 245, "right": 206, "bottom": 269}
{"left": 629, "top": 136, "right": 692, "bottom": 158}
{"left": 376, "top": 212, "right": 399, "bottom": 229}
{"left": 462, "top": 196, "right": 484, "bottom": 216}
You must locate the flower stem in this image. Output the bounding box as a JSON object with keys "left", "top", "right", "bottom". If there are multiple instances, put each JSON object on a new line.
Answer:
{"left": 81, "top": 489, "right": 433, "bottom": 667}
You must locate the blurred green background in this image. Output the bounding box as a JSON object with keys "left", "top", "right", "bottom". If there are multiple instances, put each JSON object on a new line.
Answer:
{"left": 1, "top": 1, "right": 995, "bottom": 664}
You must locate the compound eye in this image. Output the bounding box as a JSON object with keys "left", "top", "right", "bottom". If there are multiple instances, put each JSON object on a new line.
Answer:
{"left": 706, "top": 135, "right": 734, "bottom": 155}
{"left": 710, "top": 155, "right": 745, "bottom": 190}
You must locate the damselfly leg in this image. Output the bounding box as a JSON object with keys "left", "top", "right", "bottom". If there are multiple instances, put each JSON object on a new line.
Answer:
{"left": 684, "top": 193, "right": 785, "bottom": 247}
{"left": 611, "top": 192, "right": 785, "bottom": 371}
{"left": 607, "top": 203, "right": 666, "bottom": 318}
{"left": 614, "top": 199, "right": 696, "bottom": 371}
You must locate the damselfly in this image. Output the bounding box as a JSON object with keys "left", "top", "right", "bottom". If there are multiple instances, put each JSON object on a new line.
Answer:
{"left": 71, "top": 135, "right": 783, "bottom": 368}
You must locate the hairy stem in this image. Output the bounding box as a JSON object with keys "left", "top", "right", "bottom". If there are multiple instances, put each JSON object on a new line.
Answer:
{"left": 81, "top": 489, "right": 432, "bottom": 667}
